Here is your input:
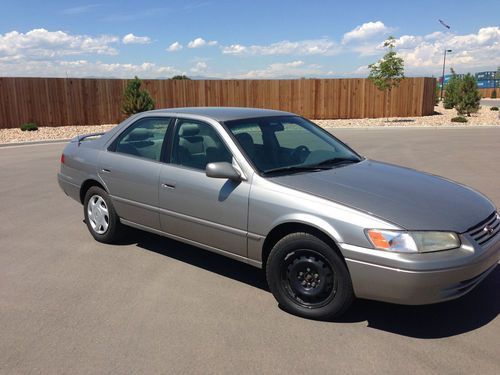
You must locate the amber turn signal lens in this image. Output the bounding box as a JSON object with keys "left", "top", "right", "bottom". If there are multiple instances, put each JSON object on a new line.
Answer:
{"left": 367, "top": 230, "right": 390, "bottom": 249}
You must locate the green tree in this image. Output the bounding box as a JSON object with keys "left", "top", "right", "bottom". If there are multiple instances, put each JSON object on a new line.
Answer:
{"left": 171, "top": 75, "right": 191, "bottom": 80}
{"left": 443, "top": 69, "right": 461, "bottom": 109}
{"left": 368, "top": 36, "right": 405, "bottom": 120}
{"left": 456, "top": 73, "right": 481, "bottom": 116}
{"left": 122, "top": 76, "right": 155, "bottom": 116}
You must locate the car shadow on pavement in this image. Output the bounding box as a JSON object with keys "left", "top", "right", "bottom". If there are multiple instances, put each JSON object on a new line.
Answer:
{"left": 121, "top": 228, "right": 498, "bottom": 339}
{"left": 337, "top": 265, "right": 499, "bottom": 338}
{"left": 120, "top": 228, "right": 269, "bottom": 292}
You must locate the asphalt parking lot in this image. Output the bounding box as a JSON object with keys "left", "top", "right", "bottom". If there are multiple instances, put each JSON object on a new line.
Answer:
{"left": 1, "top": 127, "right": 499, "bottom": 374}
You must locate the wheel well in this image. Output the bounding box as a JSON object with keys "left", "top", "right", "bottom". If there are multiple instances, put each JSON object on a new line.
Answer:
{"left": 261, "top": 223, "right": 342, "bottom": 270}
{"left": 80, "top": 179, "right": 106, "bottom": 203}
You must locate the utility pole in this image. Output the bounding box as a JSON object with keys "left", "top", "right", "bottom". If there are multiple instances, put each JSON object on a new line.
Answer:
{"left": 438, "top": 19, "right": 452, "bottom": 101}
{"left": 440, "top": 49, "right": 452, "bottom": 100}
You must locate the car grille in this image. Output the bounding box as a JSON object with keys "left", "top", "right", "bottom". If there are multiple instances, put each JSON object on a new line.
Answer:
{"left": 467, "top": 212, "right": 500, "bottom": 245}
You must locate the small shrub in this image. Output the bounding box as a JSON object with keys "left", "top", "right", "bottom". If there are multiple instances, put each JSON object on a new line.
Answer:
{"left": 20, "top": 122, "right": 38, "bottom": 131}
{"left": 456, "top": 73, "right": 481, "bottom": 116}
{"left": 491, "top": 89, "right": 497, "bottom": 99}
{"left": 443, "top": 69, "right": 461, "bottom": 109}
{"left": 490, "top": 106, "right": 499, "bottom": 111}
{"left": 451, "top": 116, "right": 468, "bottom": 123}
{"left": 434, "top": 83, "right": 440, "bottom": 106}
{"left": 122, "top": 76, "right": 155, "bottom": 116}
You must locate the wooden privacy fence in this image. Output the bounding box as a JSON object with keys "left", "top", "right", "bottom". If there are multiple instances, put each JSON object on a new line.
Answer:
{"left": 0, "top": 77, "right": 436, "bottom": 128}
{"left": 478, "top": 88, "right": 497, "bottom": 98}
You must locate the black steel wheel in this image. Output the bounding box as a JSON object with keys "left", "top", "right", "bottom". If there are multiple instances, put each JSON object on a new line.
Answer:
{"left": 266, "top": 232, "right": 354, "bottom": 320}
{"left": 282, "top": 249, "right": 337, "bottom": 308}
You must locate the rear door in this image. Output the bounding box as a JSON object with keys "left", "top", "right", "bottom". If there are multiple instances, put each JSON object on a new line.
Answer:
{"left": 99, "top": 117, "right": 172, "bottom": 229}
{"left": 158, "top": 118, "right": 250, "bottom": 257}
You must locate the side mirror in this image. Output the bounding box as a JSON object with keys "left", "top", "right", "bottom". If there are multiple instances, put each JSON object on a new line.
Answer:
{"left": 205, "top": 162, "right": 241, "bottom": 181}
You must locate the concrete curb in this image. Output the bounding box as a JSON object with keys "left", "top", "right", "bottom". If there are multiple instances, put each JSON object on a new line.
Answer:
{"left": 0, "top": 138, "right": 71, "bottom": 148}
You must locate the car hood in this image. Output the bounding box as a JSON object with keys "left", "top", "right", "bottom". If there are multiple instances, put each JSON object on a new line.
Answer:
{"left": 270, "top": 160, "right": 495, "bottom": 232}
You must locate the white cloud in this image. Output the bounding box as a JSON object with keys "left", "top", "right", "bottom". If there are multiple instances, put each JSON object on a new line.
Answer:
{"left": 166, "top": 41, "right": 183, "bottom": 52}
{"left": 348, "top": 26, "right": 499, "bottom": 75}
{"left": 0, "top": 59, "right": 181, "bottom": 78}
{"left": 222, "top": 39, "right": 340, "bottom": 56}
{"left": 0, "top": 28, "right": 118, "bottom": 60}
{"left": 61, "top": 4, "right": 101, "bottom": 15}
{"left": 188, "top": 37, "right": 206, "bottom": 48}
{"left": 190, "top": 61, "right": 208, "bottom": 74}
{"left": 234, "top": 60, "right": 328, "bottom": 79}
{"left": 393, "top": 26, "right": 500, "bottom": 73}
{"left": 122, "top": 33, "right": 151, "bottom": 44}
{"left": 187, "top": 37, "right": 217, "bottom": 48}
{"left": 342, "top": 21, "right": 390, "bottom": 44}
{"left": 0, "top": 28, "right": 179, "bottom": 78}
{"left": 222, "top": 44, "right": 247, "bottom": 54}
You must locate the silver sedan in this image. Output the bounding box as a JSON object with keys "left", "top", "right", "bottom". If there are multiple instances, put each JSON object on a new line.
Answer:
{"left": 58, "top": 107, "right": 500, "bottom": 320}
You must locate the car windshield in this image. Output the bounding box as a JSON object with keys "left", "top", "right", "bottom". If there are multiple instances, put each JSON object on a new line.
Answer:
{"left": 225, "top": 116, "right": 361, "bottom": 175}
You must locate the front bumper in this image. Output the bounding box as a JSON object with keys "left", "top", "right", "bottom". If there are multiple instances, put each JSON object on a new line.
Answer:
{"left": 340, "top": 232, "right": 500, "bottom": 305}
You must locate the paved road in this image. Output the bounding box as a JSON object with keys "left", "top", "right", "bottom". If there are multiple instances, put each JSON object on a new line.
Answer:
{"left": 481, "top": 98, "right": 500, "bottom": 107}
{"left": 1, "top": 128, "right": 499, "bottom": 374}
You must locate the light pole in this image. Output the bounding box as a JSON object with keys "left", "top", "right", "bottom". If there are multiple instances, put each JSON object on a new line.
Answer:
{"left": 440, "top": 49, "right": 452, "bottom": 100}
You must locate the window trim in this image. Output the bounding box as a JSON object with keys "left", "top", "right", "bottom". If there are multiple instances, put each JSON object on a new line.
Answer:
{"left": 108, "top": 116, "right": 174, "bottom": 162}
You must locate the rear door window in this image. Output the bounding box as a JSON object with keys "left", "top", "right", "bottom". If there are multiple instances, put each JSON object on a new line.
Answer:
{"left": 113, "top": 117, "right": 171, "bottom": 161}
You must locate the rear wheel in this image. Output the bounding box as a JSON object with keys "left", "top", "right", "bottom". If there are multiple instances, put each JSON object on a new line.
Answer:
{"left": 83, "top": 186, "right": 122, "bottom": 243}
{"left": 266, "top": 232, "right": 354, "bottom": 320}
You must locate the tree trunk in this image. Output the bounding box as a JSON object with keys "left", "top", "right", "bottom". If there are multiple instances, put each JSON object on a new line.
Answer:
{"left": 386, "top": 88, "right": 391, "bottom": 121}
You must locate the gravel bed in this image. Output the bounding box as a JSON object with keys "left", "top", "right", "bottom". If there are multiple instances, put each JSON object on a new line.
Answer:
{"left": 0, "top": 104, "right": 499, "bottom": 144}
{"left": 315, "top": 103, "right": 500, "bottom": 128}
{"left": 0, "top": 124, "right": 116, "bottom": 144}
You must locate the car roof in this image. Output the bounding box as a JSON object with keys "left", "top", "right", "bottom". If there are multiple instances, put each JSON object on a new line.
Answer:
{"left": 147, "top": 107, "right": 295, "bottom": 122}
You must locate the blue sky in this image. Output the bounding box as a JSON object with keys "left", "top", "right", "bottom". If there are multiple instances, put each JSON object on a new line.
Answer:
{"left": 0, "top": 0, "right": 498, "bottom": 78}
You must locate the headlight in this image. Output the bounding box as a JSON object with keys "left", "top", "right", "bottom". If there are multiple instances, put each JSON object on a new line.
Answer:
{"left": 366, "top": 229, "right": 460, "bottom": 253}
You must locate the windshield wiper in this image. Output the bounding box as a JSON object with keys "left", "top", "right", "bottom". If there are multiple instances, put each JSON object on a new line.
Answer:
{"left": 314, "top": 157, "right": 360, "bottom": 167}
{"left": 262, "top": 164, "right": 332, "bottom": 176}
{"left": 262, "top": 158, "right": 360, "bottom": 176}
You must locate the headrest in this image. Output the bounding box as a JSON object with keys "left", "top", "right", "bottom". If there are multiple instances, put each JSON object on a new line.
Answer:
{"left": 180, "top": 124, "right": 200, "bottom": 137}
{"left": 235, "top": 132, "right": 255, "bottom": 149}
{"left": 127, "top": 129, "right": 153, "bottom": 141}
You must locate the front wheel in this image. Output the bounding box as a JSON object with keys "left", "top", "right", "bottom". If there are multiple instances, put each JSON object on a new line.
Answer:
{"left": 266, "top": 233, "right": 354, "bottom": 320}
{"left": 83, "top": 186, "right": 123, "bottom": 243}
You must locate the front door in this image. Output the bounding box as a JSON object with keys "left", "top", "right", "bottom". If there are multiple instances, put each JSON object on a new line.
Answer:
{"left": 158, "top": 118, "right": 250, "bottom": 257}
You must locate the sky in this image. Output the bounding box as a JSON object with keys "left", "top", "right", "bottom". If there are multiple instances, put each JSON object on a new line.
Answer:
{"left": 0, "top": 0, "right": 499, "bottom": 79}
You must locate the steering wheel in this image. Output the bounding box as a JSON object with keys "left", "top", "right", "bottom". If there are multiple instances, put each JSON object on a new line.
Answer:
{"left": 291, "top": 145, "right": 310, "bottom": 163}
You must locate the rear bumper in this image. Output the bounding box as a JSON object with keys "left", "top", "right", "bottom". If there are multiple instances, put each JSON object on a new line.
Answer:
{"left": 341, "top": 233, "right": 500, "bottom": 305}
{"left": 58, "top": 173, "right": 81, "bottom": 203}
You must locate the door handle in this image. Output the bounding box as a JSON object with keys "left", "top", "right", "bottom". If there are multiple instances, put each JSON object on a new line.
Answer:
{"left": 161, "top": 183, "right": 176, "bottom": 189}
{"left": 101, "top": 168, "right": 111, "bottom": 173}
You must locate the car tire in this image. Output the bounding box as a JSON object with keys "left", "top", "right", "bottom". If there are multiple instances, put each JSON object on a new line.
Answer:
{"left": 266, "top": 232, "right": 354, "bottom": 320}
{"left": 83, "top": 186, "right": 123, "bottom": 244}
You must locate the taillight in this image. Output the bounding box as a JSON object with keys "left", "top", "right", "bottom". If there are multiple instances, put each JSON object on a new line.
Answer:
{"left": 60, "top": 154, "right": 65, "bottom": 164}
